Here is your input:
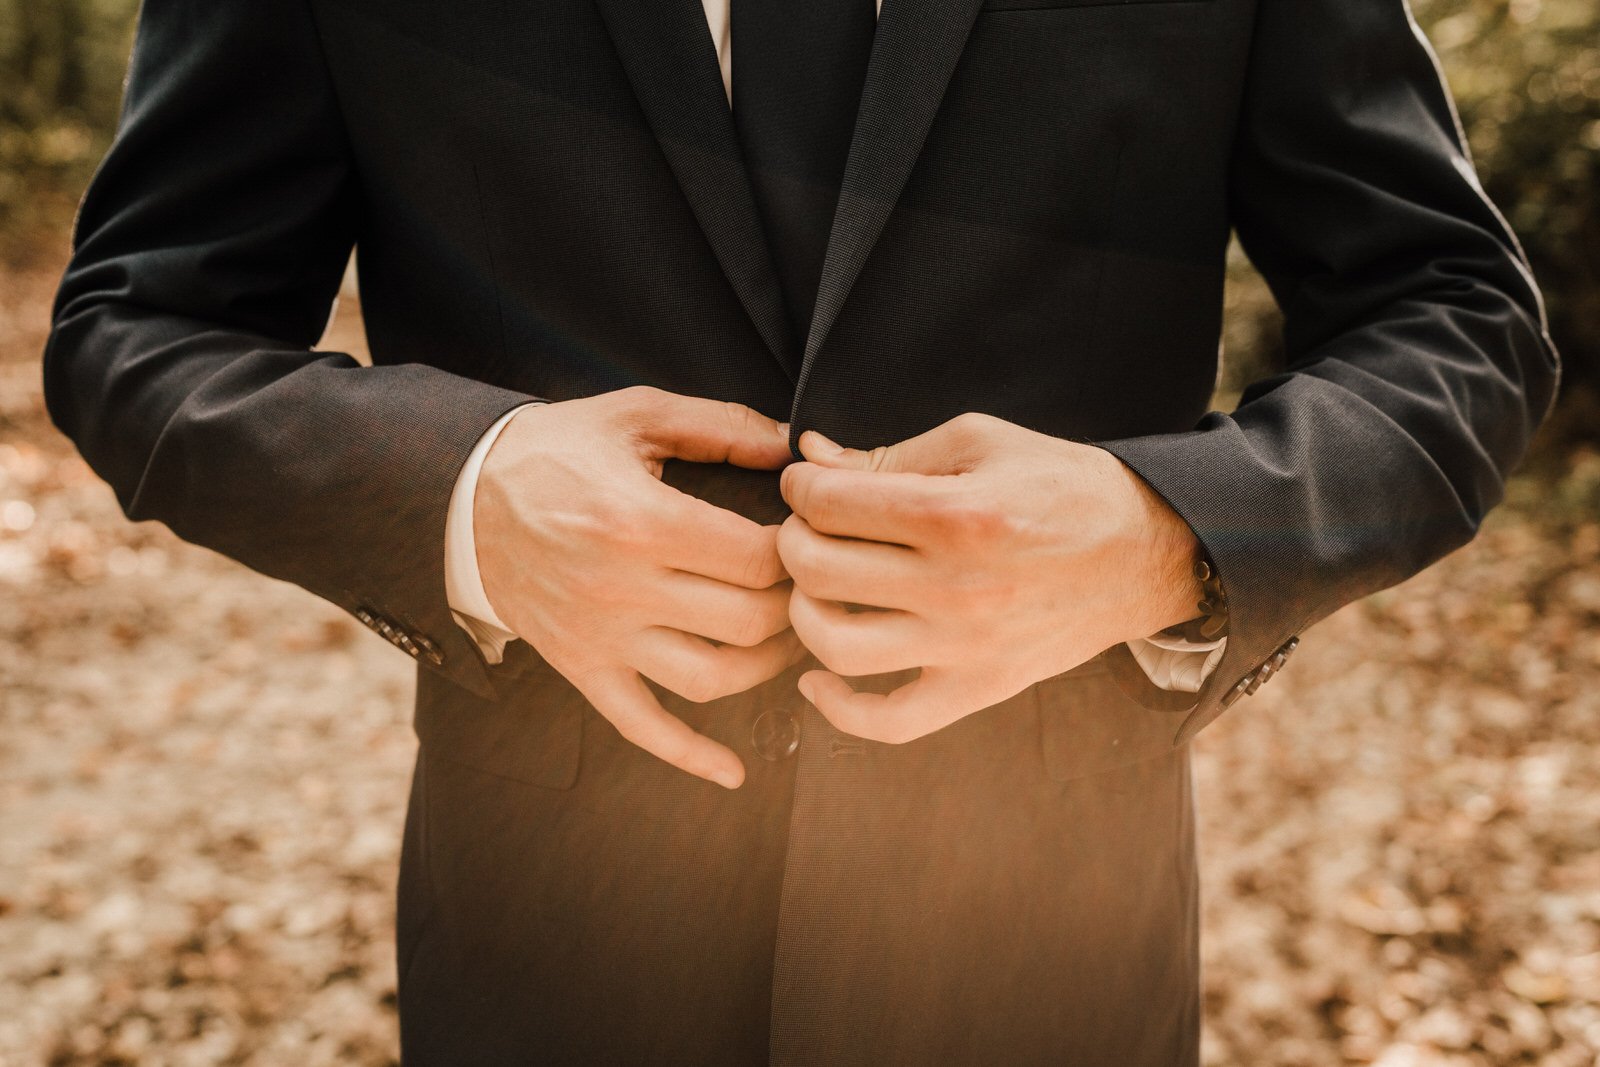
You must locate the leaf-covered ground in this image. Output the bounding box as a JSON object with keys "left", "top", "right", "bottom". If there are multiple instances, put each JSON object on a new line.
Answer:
{"left": 3, "top": 261, "right": 1598, "bottom": 1065}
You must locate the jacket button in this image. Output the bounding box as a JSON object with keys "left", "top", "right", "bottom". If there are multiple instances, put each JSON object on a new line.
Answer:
{"left": 414, "top": 634, "right": 445, "bottom": 667}
{"left": 1221, "top": 675, "right": 1254, "bottom": 709}
{"left": 751, "top": 709, "right": 800, "bottom": 761}
{"left": 1251, "top": 660, "right": 1277, "bottom": 691}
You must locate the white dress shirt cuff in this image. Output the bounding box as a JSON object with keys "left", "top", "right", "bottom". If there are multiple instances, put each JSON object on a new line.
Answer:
{"left": 444, "top": 402, "right": 545, "bottom": 665}
{"left": 1126, "top": 632, "right": 1228, "bottom": 694}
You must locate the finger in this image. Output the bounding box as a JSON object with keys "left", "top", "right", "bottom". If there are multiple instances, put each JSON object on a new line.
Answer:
{"left": 798, "top": 667, "right": 981, "bottom": 746}
{"left": 796, "top": 414, "right": 993, "bottom": 476}
{"left": 630, "top": 627, "right": 807, "bottom": 704}
{"left": 623, "top": 387, "right": 793, "bottom": 470}
{"left": 650, "top": 488, "right": 788, "bottom": 588}
{"left": 780, "top": 462, "right": 956, "bottom": 545}
{"left": 653, "top": 571, "right": 793, "bottom": 647}
{"left": 573, "top": 666, "right": 746, "bottom": 788}
{"left": 789, "top": 589, "right": 929, "bottom": 677}
{"left": 777, "top": 513, "right": 923, "bottom": 605}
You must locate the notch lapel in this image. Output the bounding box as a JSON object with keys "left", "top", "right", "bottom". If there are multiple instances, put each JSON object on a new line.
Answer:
{"left": 592, "top": 0, "right": 798, "bottom": 380}
{"left": 795, "top": 0, "right": 988, "bottom": 397}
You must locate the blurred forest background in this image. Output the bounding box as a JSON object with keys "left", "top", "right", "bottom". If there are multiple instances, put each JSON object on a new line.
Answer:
{"left": 1, "top": 1, "right": 1598, "bottom": 1065}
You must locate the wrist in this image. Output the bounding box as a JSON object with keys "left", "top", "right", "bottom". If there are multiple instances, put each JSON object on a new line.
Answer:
{"left": 1107, "top": 451, "right": 1206, "bottom": 639}
{"left": 467, "top": 401, "right": 551, "bottom": 628}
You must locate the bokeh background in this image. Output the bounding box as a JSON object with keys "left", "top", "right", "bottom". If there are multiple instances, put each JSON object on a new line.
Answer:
{"left": 2, "top": 1, "right": 1598, "bottom": 1064}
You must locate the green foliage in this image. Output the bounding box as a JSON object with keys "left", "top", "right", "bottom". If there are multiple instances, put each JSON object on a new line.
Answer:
{"left": 1424, "top": 0, "right": 1600, "bottom": 437}
{"left": 0, "top": 0, "right": 138, "bottom": 253}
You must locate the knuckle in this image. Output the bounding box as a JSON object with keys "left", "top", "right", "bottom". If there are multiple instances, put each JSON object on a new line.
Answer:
{"left": 984, "top": 495, "right": 1027, "bottom": 540}
{"left": 782, "top": 467, "right": 816, "bottom": 519}
{"left": 765, "top": 586, "right": 795, "bottom": 625}
{"left": 728, "top": 611, "right": 764, "bottom": 648}
{"left": 810, "top": 642, "right": 845, "bottom": 674}
{"left": 807, "top": 630, "right": 860, "bottom": 676}
{"left": 863, "top": 445, "right": 895, "bottom": 473}
{"left": 618, "top": 520, "right": 660, "bottom": 558}
{"left": 729, "top": 604, "right": 764, "bottom": 646}
{"left": 996, "top": 512, "right": 1028, "bottom": 544}
{"left": 960, "top": 499, "right": 1004, "bottom": 537}
{"left": 935, "top": 497, "right": 1008, "bottom": 545}
{"left": 786, "top": 591, "right": 824, "bottom": 641}
{"left": 949, "top": 410, "right": 984, "bottom": 431}
{"left": 922, "top": 495, "right": 976, "bottom": 538}
{"left": 803, "top": 494, "right": 835, "bottom": 533}
{"left": 610, "top": 714, "right": 650, "bottom": 748}
{"left": 824, "top": 649, "right": 870, "bottom": 678}
{"left": 724, "top": 401, "right": 760, "bottom": 439}
{"left": 779, "top": 464, "right": 801, "bottom": 507}
{"left": 776, "top": 528, "right": 818, "bottom": 585}
{"left": 618, "top": 384, "right": 663, "bottom": 408}
{"left": 940, "top": 502, "right": 979, "bottom": 537}
{"left": 949, "top": 410, "right": 996, "bottom": 439}
{"left": 740, "top": 535, "right": 782, "bottom": 588}
{"left": 674, "top": 662, "right": 728, "bottom": 704}
{"left": 733, "top": 598, "right": 782, "bottom": 646}
{"left": 775, "top": 515, "right": 800, "bottom": 561}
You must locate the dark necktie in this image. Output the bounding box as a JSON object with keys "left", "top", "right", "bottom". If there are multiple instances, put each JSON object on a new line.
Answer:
{"left": 732, "top": 0, "right": 877, "bottom": 347}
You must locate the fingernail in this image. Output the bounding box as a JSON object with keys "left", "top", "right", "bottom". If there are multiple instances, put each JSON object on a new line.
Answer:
{"left": 777, "top": 421, "right": 791, "bottom": 439}
{"left": 798, "top": 674, "right": 815, "bottom": 702}
{"left": 715, "top": 768, "right": 743, "bottom": 790}
{"left": 803, "top": 431, "right": 843, "bottom": 456}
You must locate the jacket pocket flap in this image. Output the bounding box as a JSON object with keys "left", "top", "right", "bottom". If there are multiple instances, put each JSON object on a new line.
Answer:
{"left": 1036, "top": 665, "right": 1185, "bottom": 783}
{"left": 414, "top": 663, "right": 583, "bottom": 790}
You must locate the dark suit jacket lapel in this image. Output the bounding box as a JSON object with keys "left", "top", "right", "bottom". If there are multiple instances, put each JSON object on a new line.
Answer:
{"left": 592, "top": 0, "right": 798, "bottom": 381}
{"left": 797, "top": 0, "right": 988, "bottom": 395}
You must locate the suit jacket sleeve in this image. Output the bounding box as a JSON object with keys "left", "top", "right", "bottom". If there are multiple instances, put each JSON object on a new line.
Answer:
{"left": 1097, "top": 0, "right": 1560, "bottom": 744}
{"left": 41, "top": 0, "right": 534, "bottom": 699}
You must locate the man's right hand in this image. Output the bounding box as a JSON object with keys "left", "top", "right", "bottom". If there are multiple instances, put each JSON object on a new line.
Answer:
{"left": 474, "top": 386, "right": 802, "bottom": 789}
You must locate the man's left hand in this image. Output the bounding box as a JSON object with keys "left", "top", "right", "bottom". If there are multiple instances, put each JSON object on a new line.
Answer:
{"left": 777, "top": 413, "right": 1203, "bottom": 744}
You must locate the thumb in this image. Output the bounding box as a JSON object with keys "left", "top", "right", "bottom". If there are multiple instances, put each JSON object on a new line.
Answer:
{"left": 796, "top": 421, "right": 978, "bottom": 476}
{"left": 628, "top": 389, "right": 792, "bottom": 470}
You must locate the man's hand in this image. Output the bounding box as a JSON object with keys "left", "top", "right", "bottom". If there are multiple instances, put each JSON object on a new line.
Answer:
{"left": 777, "top": 412, "right": 1203, "bottom": 745}
{"left": 475, "top": 386, "right": 804, "bottom": 789}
